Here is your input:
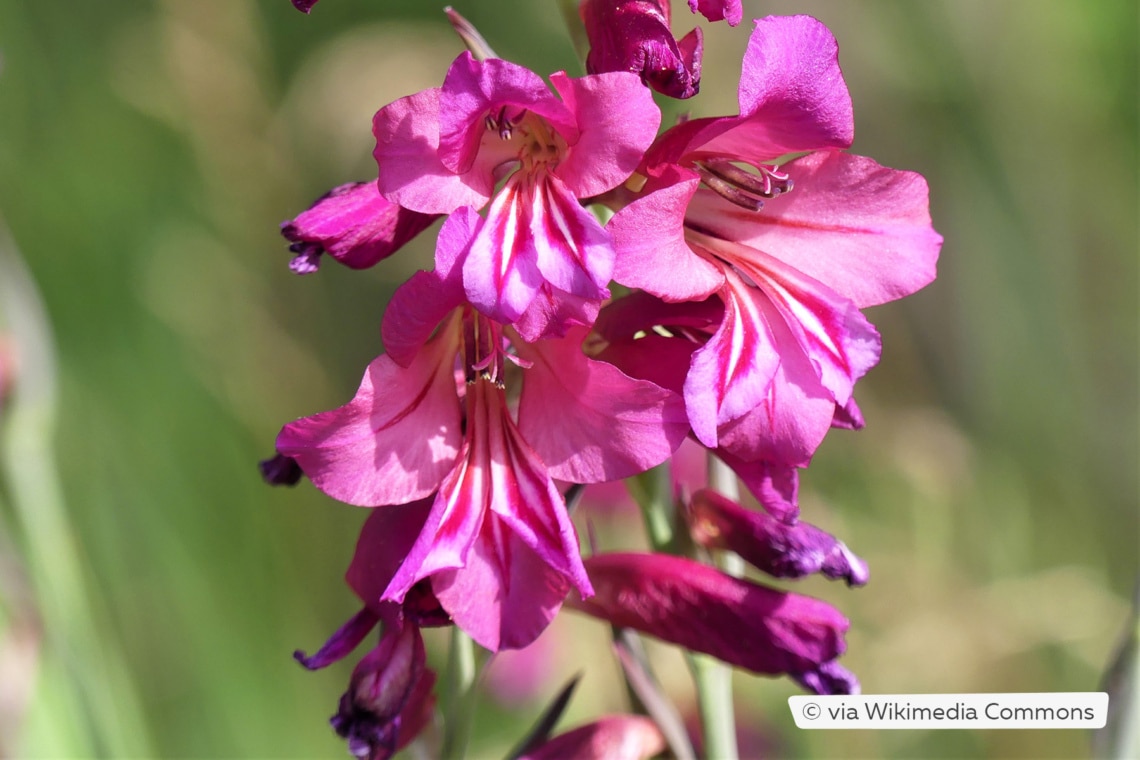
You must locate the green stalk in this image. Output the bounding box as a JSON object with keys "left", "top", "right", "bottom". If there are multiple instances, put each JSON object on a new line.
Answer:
{"left": 689, "top": 454, "right": 742, "bottom": 760}
{"left": 626, "top": 462, "right": 676, "bottom": 553}
{"left": 440, "top": 626, "right": 478, "bottom": 759}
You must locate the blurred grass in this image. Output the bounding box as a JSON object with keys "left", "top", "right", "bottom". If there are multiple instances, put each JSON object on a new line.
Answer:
{"left": 0, "top": 0, "right": 1135, "bottom": 758}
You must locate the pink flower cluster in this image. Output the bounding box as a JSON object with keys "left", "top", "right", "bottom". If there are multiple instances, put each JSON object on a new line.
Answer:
{"left": 270, "top": 2, "right": 940, "bottom": 757}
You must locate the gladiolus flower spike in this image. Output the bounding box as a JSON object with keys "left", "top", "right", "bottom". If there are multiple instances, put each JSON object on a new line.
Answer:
{"left": 267, "top": 5, "right": 939, "bottom": 758}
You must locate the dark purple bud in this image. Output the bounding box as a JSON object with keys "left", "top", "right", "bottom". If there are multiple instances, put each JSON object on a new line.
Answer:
{"left": 291, "top": 0, "right": 319, "bottom": 13}
{"left": 280, "top": 182, "right": 439, "bottom": 274}
{"left": 580, "top": 0, "right": 703, "bottom": 99}
{"left": 569, "top": 553, "right": 855, "bottom": 689}
{"left": 689, "top": 489, "right": 870, "bottom": 587}
{"left": 793, "top": 659, "right": 861, "bottom": 696}
{"left": 330, "top": 622, "right": 437, "bottom": 760}
{"left": 259, "top": 453, "right": 303, "bottom": 486}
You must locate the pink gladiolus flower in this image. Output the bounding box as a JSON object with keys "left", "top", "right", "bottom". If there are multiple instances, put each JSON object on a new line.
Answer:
{"left": 609, "top": 15, "right": 942, "bottom": 467}
{"left": 281, "top": 182, "right": 439, "bottom": 275}
{"left": 373, "top": 53, "right": 660, "bottom": 335}
{"left": 274, "top": 212, "right": 689, "bottom": 649}
{"left": 579, "top": 0, "right": 703, "bottom": 99}
{"left": 291, "top": 0, "right": 319, "bottom": 13}
{"left": 568, "top": 552, "right": 859, "bottom": 695}
{"left": 521, "top": 715, "right": 666, "bottom": 760}
{"left": 688, "top": 488, "right": 869, "bottom": 585}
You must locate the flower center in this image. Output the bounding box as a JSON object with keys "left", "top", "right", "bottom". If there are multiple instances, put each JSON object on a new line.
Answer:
{"left": 693, "top": 160, "right": 793, "bottom": 211}
{"left": 484, "top": 107, "right": 564, "bottom": 173}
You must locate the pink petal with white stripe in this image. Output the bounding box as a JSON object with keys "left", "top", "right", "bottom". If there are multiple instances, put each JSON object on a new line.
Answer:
{"left": 683, "top": 268, "right": 779, "bottom": 448}
{"left": 689, "top": 151, "right": 941, "bottom": 308}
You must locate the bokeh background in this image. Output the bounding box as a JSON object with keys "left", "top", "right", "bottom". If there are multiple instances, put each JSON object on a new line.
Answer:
{"left": 0, "top": 0, "right": 1135, "bottom": 758}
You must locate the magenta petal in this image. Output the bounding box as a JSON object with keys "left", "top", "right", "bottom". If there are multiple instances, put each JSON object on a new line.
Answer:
{"left": 374, "top": 88, "right": 493, "bottom": 214}
{"left": 433, "top": 514, "right": 572, "bottom": 651}
{"left": 292, "top": 0, "right": 318, "bottom": 12}
{"left": 592, "top": 292, "right": 721, "bottom": 395}
{"left": 609, "top": 168, "right": 724, "bottom": 299}
{"left": 281, "top": 182, "right": 439, "bottom": 273}
{"left": 382, "top": 442, "right": 488, "bottom": 603}
{"left": 275, "top": 338, "right": 462, "bottom": 506}
{"left": 438, "top": 53, "right": 578, "bottom": 175}
{"left": 513, "top": 284, "right": 601, "bottom": 344}
{"left": 523, "top": 715, "right": 666, "bottom": 760}
{"left": 832, "top": 396, "right": 865, "bottom": 430}
{"left": 690, "top": 489, "right": 869, "bottom": 586}
{"left": 688, "top": 0, "right": 742, "bottom": 26}
{"left": 550, "top": 71, "right": 662, "bottom": 197}
{"left": 735, "top": 16, "right": 852, "bottom": 145}
{"left": 516, "top": 327, "right": 689, "bottom": 482}
{"left": 570, "top": 553, "right": 854, "bottom": 688}
{"left": 692, "top": 151, "right": 942, "bottom": 308}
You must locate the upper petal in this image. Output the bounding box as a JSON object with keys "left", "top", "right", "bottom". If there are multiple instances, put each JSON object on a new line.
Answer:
{"left": 736, "top": 16, "right": 853, "bottom": 146}
{"left": 690, "top": 150, "right": 942, "bottom": 308}
{"left": 438, "top": 53, "right": 578, "bottom": 175}
{"left": 374, "top": 88, "right": 494, "bottom": 214}
{"left": 549, "top": 70, "right": 662, "bottom": 197}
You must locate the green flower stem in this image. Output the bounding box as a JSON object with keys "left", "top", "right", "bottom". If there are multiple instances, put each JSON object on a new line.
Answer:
{"left": 690, "top": 453, "right": 743, "bottom": 760}
{"left": 440, "top": 625, "right": 478, "bottom": 759}
{"left": 627, "top": 462, "right": 677, "bottom": 553}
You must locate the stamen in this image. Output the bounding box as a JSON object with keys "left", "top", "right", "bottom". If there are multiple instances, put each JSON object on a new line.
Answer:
{"left": 694, "top": 160, "right": 794, "bottom": 210}
{"left": 485, "top": 106, "right": 517, "bottom": 140}
{"left": 694, "top": 165, "right": 765, "bottom": 211}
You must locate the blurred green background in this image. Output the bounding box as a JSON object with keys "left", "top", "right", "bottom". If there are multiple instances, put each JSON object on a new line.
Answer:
{"left": 0, "top": 0, "right": 1135, "bottom": 758}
